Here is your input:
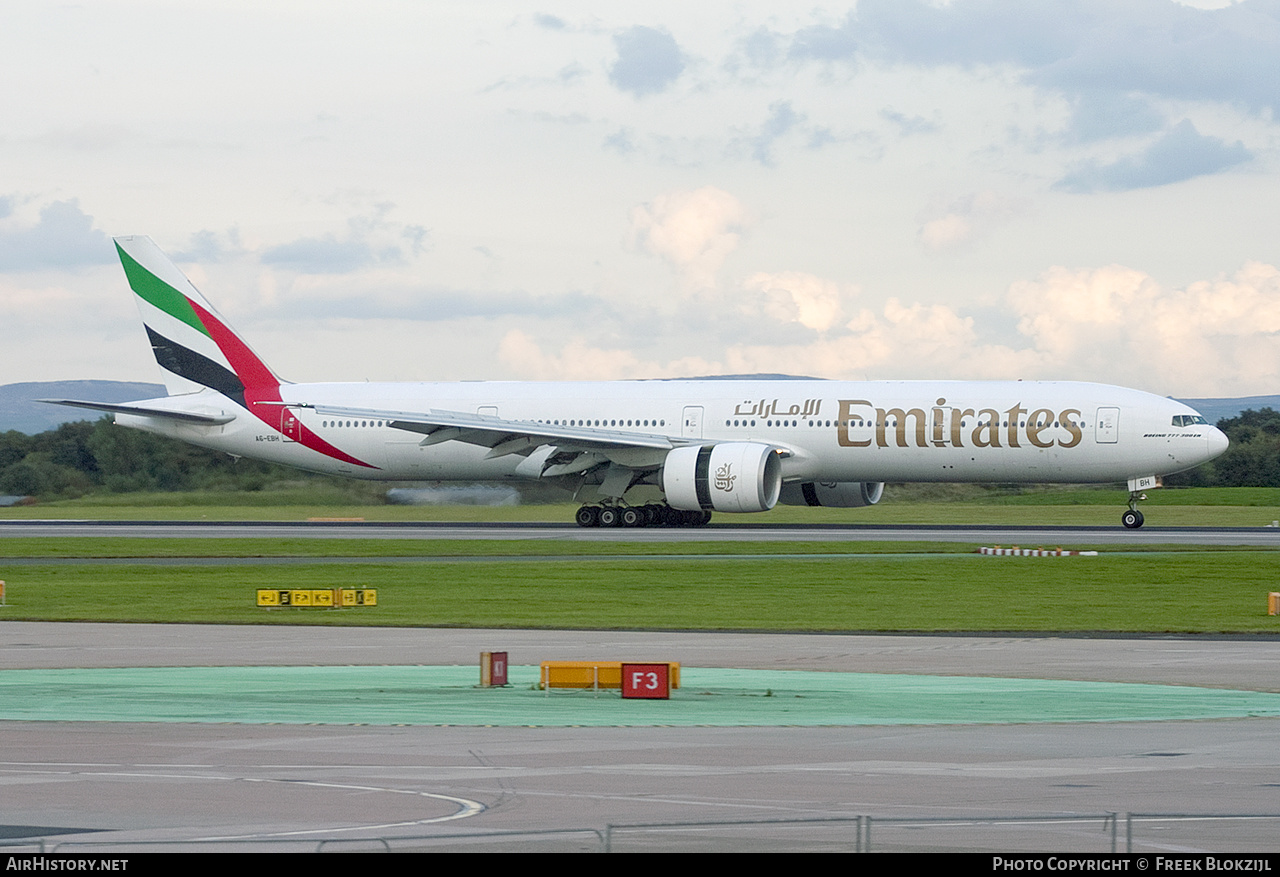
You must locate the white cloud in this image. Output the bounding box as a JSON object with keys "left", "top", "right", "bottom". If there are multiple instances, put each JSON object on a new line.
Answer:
{"left": 742, "top": 271, "right": 849, "bottom": 332}
{"left": 0, "top": 200, "right": 112, "bottom": 272}
{"left": 629, "top": 186, "right": 747, "bottom": 290}
{"left": 708, "top": 259, "right": 1280, "bottom": 395}
{"left": 918, "top": 191, "right": 1027, "bottom": 250}
{"left": 1008, "top": 264, "right": 1155, "bottom": 360}
{"left": 0, "top": 268, "right": 153, "bottom": 381}
{"left": 260, "top": 208, "right": 429, "bottom": 275}
{"left": 918, "top": 214, "right": 973, "bottom": 250}
{"left": 722, "top": 296, "right": 1028, "bottom": 380}
{"left": 497, "top": 328, "right": 720, "bottom": 381}
{"left": 1006, "top": 261, "right": 1280, "bottom": 392}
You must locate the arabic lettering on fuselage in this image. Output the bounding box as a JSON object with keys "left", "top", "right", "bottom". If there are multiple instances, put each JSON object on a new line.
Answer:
{"left": 733, "top": 398, "right": 822, "bottom": 418}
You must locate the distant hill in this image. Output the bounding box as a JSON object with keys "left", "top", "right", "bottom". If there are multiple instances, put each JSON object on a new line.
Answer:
{"left": 1, "top": 381, "right": 166, "bottom": 434}
{"left": 1, "top": 380, "right": 1273, "bottom": 434}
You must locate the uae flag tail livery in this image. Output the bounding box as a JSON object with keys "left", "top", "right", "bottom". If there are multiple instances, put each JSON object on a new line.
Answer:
{"left": 54, "top": 236, "right": 375, "bottom": 470}
{"left": 117, "top": 235, "right": 282, "bottom": 409}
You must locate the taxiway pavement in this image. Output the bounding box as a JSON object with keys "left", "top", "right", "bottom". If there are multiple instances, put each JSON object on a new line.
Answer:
{"left": 1, "top": 623, "right": 1279, "bottom": 852}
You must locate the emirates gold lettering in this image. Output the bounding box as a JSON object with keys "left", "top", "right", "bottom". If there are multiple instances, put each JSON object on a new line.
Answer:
{"left": 1027, "top": 407, "right": 1055, "bottom": 448}
{"left": 1058, "top": 408, "right": 1083, "bottom": 448}
{"left": 837, "top": 400, "right": 872, "bottom": 447}
{"left": 1005, "top": 403, "right": 1026, "bottom": 448}
{"left": 972, "top": 409, "right": 1002, "bottom": 448}
{"left": 832, "top": 399, "right": 1087, "bottom": 451}
{"left": 952, "top": 407, "right": 975, "bottom": 447}
{"left": 877, "top": 407, "right": 928, "bottom": 448}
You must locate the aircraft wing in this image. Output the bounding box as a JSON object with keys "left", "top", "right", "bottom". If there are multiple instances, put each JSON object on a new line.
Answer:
{"left": 287, "top": 403, "right": 683, "bottom": 459}
{"left": 276, "top": 402, "right": 793, "bottom": 488}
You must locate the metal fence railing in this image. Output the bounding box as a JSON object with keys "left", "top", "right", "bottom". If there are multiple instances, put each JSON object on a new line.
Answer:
{"left": 1126, "top": 813, "right": 1280, "bottom": 854}
{"left": 3, "top": 812, "right": 1277, "bottom": 853}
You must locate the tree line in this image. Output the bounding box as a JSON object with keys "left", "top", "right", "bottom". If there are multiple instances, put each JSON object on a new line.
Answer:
{"left": 0, "top": 410, "right": 1276, "bottom": 500}
{"left": 0, "top": 417, "right": 362, "bottom": 499}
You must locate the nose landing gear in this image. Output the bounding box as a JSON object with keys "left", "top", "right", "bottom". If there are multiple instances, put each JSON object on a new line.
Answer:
{"left": 1121, "top": 492, "right": 1147, "bottom": 529}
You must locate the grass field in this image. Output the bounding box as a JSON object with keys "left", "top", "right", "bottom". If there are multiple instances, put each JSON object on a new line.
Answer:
{"left": 3, "top": 487, "right": 1279, "bottom": 634}
{"left": 2, "top": 539, "right": 1279, "bottom": 633}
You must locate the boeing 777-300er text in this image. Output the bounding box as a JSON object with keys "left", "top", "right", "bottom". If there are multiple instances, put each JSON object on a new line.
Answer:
{"left": 47, "top": 236, "right": 1229, "bottom": 528}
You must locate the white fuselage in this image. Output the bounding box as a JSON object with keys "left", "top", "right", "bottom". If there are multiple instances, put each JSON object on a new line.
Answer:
{"left": 117, "top": 379, "right": 1228, "bottom": 487}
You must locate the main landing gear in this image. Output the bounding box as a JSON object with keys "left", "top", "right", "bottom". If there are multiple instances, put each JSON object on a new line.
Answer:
{"left": 575, "top": 503, "right": 712, "bottom": 528}
{"left": 1121, "top": 492, "right": 1147, "bottom": 529}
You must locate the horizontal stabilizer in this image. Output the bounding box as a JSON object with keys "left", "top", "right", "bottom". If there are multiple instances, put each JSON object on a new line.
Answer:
{"left": 39, "top": 399, "right": 235, "bottom": 425}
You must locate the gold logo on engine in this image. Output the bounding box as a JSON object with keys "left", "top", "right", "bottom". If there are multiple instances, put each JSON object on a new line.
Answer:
{"left": 714, "top": 462, "right": 736, "bottom": 492}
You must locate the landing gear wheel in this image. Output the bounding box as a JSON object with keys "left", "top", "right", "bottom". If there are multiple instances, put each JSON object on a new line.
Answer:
{"left": 621, "top": 507, "right": 644, "bottom": 527}
{"left": 575, "top": 505, "right": 600, "bottom": 527}
{"left": 597, "top": 506, "right": 621, "bottom": 527}
{"left": 1122, "top": 488, "right": 1148, "bottom": 529}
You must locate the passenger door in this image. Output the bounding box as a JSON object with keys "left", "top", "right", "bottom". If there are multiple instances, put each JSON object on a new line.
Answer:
{"left": 1095, "top": 407, "right": 1119, "bottom": 444}
{"left": 681, "top": 406, "right": 703, "bottom": 439}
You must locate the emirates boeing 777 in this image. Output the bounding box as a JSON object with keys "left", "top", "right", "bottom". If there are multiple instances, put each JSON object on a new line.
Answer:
{"left": 47, "top": 235, "right": 1228, "bottom": 528}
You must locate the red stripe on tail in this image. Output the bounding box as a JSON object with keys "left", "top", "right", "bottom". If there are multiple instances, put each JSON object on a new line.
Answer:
{"left": 188, "top": 299, "right": 378, "bottom": 469}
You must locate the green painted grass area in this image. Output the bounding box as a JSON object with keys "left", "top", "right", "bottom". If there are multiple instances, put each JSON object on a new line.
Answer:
{"left": 3, "top": 487, "right": 1279, "bottom": 526}
{"left": 3, "top": 549, "right": 1280, "bottom": 632}
{"left": 3, "top": 665, "right": 1278, "bottom": 726}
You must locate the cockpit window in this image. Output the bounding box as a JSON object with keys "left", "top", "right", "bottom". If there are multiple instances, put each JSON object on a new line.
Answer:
{"left": 1172, "top": 414, "right": 1208, "bottom": 427}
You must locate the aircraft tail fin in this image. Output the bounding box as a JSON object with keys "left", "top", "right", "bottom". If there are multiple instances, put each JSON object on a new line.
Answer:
{"left": 113, "top": 235, "right": 283, "bottom": 405}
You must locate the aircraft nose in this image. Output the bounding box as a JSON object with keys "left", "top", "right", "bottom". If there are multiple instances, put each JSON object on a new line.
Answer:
{"left": 1206, "top": 426, "right": 1229, "bottom": 460}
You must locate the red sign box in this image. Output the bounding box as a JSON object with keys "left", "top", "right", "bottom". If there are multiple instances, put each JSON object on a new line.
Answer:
{"left": 480, "top": 651, "right": 508, "bottom": 687}
{"left": 621, "top": 663, "right": 670, "bottom": 699}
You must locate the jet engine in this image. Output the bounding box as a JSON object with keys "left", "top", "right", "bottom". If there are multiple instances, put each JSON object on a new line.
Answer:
{"left": 778, "top": 481, "right": 884, "bottom": 508}
{"left": 662, "top": 442, "right": 783, "bottom": 513}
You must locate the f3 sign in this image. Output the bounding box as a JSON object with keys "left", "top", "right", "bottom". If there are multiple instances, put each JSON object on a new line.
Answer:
{"left": 621, "top": 663, "right": 670, "bottom": 700}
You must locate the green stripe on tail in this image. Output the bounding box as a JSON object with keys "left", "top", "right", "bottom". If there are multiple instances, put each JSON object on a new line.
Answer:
{"left": 115, "top": 242, "right": 210, "bottom": 338}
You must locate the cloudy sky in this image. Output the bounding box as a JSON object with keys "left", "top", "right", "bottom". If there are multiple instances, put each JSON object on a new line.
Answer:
{"left": 4, "top": 0, "right": 1280, "bottom": 396}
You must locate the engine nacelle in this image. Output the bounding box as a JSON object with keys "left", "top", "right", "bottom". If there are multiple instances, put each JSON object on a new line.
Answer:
{"left": 778, "top": 481, "right": 884, "bottom": 508}
{"left": 662, "top": 443, "right": 783, "bottom": 513}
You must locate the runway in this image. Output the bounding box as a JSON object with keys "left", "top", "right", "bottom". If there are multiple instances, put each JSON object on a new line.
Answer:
{"left": 2, "top": 623, "right": 1279, "bottom": 852}
{"left": 5, "top": 519, "right": 1280, "bottom": 545}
